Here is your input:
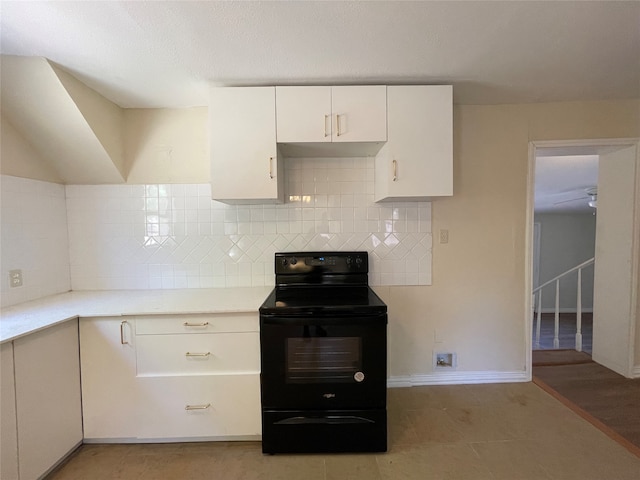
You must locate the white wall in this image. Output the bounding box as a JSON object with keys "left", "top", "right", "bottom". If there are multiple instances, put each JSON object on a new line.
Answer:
{"left": 0, "top": 176, "right": 71, "bottom": 307}
{"left": 534, "top": 213, "right": 596, "bottom": 311}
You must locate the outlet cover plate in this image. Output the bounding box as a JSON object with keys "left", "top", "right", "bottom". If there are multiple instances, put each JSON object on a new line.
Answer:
{"left": 9, "top": 269, "right": 23, "bottom": 288}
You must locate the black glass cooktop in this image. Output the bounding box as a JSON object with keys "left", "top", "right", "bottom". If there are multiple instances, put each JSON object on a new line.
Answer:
{"left": 259, "top": 286, "right": 387, "bottom": 316}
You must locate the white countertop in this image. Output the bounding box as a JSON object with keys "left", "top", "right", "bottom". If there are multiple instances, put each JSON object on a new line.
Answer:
{"left": 0, "top": 287, "right": 273, "bottom": 343}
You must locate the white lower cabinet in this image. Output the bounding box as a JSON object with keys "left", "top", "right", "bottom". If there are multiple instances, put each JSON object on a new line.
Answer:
{"left": 13, "top": 320, "right": 83, "bottom": 480}
{"left": 136, "top": 374, "right": 261, "bottom": 439}
{"left": 1, "top": 343, "right": 19, "bottom": 480}
{"left": 136, "top": 332, "right": 259, "bottom": 376}
{"left": 80, "top": 317, "right": 139, "bottom": 440}
{"left": 80, "top": 314, "right": 261, "bottom": 442}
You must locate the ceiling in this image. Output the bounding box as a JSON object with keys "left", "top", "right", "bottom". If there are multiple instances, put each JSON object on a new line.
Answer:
{"left": 1, "top": 1, "right": 638, "bottom": 108}
{"left": 0, "top": 1, "right": 635, "bottom": 211}
{"left": 534, "top": 154, "right": 599, "bottom": 214}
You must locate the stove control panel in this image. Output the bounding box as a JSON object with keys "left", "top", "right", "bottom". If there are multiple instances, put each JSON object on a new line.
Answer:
{"left": 275, "top": 252, "right": 368, "bottom": 274}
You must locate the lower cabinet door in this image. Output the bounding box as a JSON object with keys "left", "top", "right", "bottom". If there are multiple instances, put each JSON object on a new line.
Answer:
{"left": 1, "top": 343, "right": 18, "bottom": 480}
{"left": 80, "top": 317, "right": 139, "bottom": 440}
{"left": 136, "top": 374, "right": 261, "bottom": 439}
{"left": 14, "top": 321, "right": 83, "bottom": 480}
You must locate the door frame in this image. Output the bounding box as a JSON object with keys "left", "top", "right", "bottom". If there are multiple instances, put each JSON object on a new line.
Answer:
{"left": 525, "top": 138, "right": 640, "bottom": 378}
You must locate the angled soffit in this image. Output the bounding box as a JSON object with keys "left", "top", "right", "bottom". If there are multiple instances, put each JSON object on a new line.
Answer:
{"left": 1, "top": 55, "right": 125, "bottom": 184}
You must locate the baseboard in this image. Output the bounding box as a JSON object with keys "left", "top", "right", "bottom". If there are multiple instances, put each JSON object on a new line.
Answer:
{"left": 387, "top": 370, "right": 529, "bottom": 388}
{"left": 40, "top": 440, "right": 82, "bottom": 478}
{"left": 631, "top": 366, "right": 640, "bottom": 378}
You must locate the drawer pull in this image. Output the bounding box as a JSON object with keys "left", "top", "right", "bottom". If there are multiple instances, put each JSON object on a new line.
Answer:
{"left": 185, "top": 352, "right": 211, "bottom": 357}
{"left": 120, "top": 320, "right": 129, "bottom": 345}
{"left": 183, "top": 322, "right": 209, "bottom": 327}
{"left": 185, "top": 403, "right": 211, "bottom": 411}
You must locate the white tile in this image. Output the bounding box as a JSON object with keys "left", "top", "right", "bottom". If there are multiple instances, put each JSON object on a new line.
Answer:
{"left": 24, "top": 156, "right": 434, "bottom": 293}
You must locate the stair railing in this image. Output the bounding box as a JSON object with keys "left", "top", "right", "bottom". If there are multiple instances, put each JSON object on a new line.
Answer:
{"left": 532, "top": 257, "right": 594, "bottom": 351}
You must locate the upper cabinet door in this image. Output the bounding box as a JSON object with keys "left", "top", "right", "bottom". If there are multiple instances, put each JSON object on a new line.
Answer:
{"left": 276, "top": 86, "right": 332, "bottom": 143}
{"left": 331, "top": 86, "right": 387, "bottom": 143}
{"left": 374, "top": 85, "right": 453, "bottom": 202}
{"left": 210, "top": 87, "right": 283, "bottom": 203}
{"left": 276, "top": 85, "right": 387, "bottom": 143}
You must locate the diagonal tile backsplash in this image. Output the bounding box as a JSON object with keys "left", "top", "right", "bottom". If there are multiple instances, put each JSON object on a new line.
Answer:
{"left": 66, "top": 157, "right": 432, "bottom": 289}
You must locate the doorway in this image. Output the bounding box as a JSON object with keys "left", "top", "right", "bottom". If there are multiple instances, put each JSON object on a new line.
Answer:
{"left": 526, "top": 139, "right": 640, "bottom": 378}
{"left": 532, "top": 152, "right": 598, "bottom": 353}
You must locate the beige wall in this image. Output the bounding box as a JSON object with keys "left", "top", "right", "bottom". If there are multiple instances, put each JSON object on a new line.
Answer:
{"left": 0, "top": 116, "right": 62, "bottom": 183}
{"left": 53, "top": 65, "right": 126, "bottom": 179}
{"left": 124, "top": 108, "right": 208, "bottom": 183}
{"left": 380, "top": 99, "right": 639, "bottom": 378}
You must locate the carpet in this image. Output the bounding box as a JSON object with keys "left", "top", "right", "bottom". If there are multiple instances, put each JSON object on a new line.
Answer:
{"left": 532, "top": 349, "right": 593, "bottom": 366}
{"left": 533, "top": 362, "right": 640, "bottom": 458}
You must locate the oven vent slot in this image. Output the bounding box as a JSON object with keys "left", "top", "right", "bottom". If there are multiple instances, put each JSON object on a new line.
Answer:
{"left": 274, "top": 416, "right": 375, "bottom": 425}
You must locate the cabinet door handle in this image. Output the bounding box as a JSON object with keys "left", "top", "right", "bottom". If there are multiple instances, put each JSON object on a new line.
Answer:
{"left": 336, "top": 114, "right": 343, "bottom": 137}
{"left": 183, "top": 322, "right": 209, "bottom": 327}
{"left": 120, "top": 320, "right": 129, "bottom": 345}
{"left": 393, "top": 159, "right": 398, "bottom": 181}
{"left": 324, "top": 115, "right": 330, "bottom": 137}
{"left": 269, "top": 156, "right": 274, "bottom": 179}
{"left": 185, "top": 403, "right": 211, "bottom": 411}
{"left": 185, "top": 352, "right": 211, "bottom": 357}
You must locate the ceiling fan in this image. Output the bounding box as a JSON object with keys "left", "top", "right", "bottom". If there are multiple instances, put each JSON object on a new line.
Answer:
{"left": 553, "top": 186, "right": 598, "bottom": 209}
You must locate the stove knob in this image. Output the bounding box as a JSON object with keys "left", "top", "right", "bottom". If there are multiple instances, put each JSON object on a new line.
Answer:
{"left": 290, "top": 257, "right": 297, "bottom": 266}
{"left": 281, "top": 258, "right": 288, "bottom": 266}
{"left": 355, "top": 257, "right": 363, "bottom": 266}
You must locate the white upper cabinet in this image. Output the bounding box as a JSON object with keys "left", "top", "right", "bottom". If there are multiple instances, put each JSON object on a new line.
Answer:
{"left": 276, "top": 86, "right": 387, "bottom": 143}
{"left": 374, "top": 85, "right": 453, "bottom": 202}
{"left": 210, "top": 87, "right": 283, "bottom": 203}
{"left": 209, "top": 85, "right": 452, "bottom": 202}
{"left": 275, "top": 86, "right": 332, "bottom": 143}
{"left": 331, "top": 86, "right": 387, "bottom": 142}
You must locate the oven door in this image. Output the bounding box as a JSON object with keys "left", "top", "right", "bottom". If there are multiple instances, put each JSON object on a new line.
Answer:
{"left": 260, "top": 314, "right": 387, "bottom": 409}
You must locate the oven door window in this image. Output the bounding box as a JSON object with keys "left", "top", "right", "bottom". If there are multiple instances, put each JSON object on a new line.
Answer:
{"left": 286, "top": 332, "right": 361, "bottom": 383}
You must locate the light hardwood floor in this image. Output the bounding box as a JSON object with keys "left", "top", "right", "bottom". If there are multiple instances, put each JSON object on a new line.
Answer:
{"left": 47, "top": 382, "right": 640, "bottom": 480}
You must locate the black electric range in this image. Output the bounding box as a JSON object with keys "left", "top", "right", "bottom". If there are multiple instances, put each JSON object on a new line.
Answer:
{"left": 259, "top": 251, "right": 388, "bottom": 454}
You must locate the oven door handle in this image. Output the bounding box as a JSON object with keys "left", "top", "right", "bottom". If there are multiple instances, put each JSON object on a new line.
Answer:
{"left": 274, "top": 416, "right": 375, "bottom": 425}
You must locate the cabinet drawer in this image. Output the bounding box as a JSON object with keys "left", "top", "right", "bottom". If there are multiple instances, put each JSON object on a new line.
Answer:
{"left": 136, "top": 332, "right": 259, "bottom": 376}
{"left": 135, "top": 313, "right": 258, "bottom": 335}
{"left": 136, "top": 374, "right": 261, "bottom": 439}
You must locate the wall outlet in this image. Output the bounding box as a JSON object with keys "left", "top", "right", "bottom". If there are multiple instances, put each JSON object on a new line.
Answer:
{"left": 439, "top": 229, "right": 449, "bottom": 244}
{"left": 434, "top": 352, "right": 457, "bottom": 369}
{"left": 9, "top": 269, "right": 23, "bottom": 288}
